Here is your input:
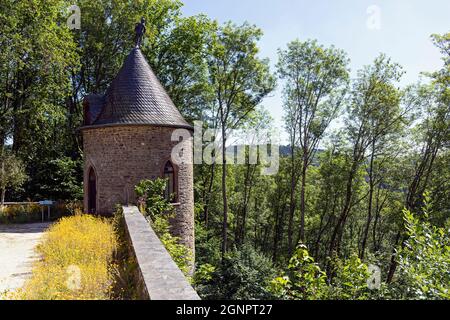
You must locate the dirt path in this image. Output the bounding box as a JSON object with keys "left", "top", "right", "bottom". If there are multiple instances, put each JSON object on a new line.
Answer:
{"left": 0, "top": 223, "right": 51, "bottom": 296}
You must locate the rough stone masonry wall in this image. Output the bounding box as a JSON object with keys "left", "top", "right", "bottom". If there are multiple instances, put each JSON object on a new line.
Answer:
{"left": 122, "top": 206, "right": 199, "bottom": 300}
{"left": 82, "top": 125, "right": 195, "bottom": 253}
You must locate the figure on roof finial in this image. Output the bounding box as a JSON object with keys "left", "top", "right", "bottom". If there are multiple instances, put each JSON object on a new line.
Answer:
{"left": 134, "top": 17, "right": 146, "bottom": 48}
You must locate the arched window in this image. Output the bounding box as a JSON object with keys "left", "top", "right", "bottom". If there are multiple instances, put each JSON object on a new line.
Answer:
{"left": 163, "top": 161, "right": 176, "bottom": 203}
{"left": 88, "top": 167, "right": 97, "bottom": 213}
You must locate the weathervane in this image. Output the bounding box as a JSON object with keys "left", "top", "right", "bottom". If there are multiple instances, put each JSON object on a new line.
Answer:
{"left": 134, "top": 17, "right": 146, "bottom": 48}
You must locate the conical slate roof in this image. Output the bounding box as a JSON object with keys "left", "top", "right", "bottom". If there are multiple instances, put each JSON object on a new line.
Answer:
{"left": 84, "top": 48, "right": 192, "bottom": 130}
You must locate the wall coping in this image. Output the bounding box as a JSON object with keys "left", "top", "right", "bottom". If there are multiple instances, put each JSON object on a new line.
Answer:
{"left": 122, "top": 206, "right": 200, "bottom": 300}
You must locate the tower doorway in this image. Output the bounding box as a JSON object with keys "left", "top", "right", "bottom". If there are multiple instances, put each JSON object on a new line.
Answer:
{"left": 88, "top": 167, "right": 97, "bottom": 213}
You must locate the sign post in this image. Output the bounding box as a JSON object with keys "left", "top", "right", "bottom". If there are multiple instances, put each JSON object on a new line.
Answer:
{"left": 39, "top": 200, "right": 54, "bottom": 222}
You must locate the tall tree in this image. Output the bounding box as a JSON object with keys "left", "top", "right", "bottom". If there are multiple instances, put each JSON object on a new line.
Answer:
{"left": 328, "top": 54, "right": 405, "bottom": 261}
{"left": 0, "top": 0, "right": 79, "bottom": 200}
{"left": 0, "top": 150, "right": 27, "bottom": 205}
{"left": 386, "top": 33, "right": 449, "bottom": 283}
{"left": 206, "top": 22, "right": 275, "bottom": 258}
{"left": 0, "top": 0, "right": 77, "bottom": 151}
{"left": 233, "top": 107, "right": 274, "bottom": 246}
{"left": 277, "top": 39, "right": 349, "bottom": 251}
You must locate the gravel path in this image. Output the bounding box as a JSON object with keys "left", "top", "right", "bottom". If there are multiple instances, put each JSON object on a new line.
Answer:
{"left": 0, "top": 223, "right": 51, "bottom": 297}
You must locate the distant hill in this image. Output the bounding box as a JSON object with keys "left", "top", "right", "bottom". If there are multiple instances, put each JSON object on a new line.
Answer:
{"left": 278, "top": 145, "right": 325, "bottom": 166}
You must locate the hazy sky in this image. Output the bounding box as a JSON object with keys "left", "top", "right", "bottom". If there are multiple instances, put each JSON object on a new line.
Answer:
{"left": 181, "top": 0, "right": 449, "bottom": 142}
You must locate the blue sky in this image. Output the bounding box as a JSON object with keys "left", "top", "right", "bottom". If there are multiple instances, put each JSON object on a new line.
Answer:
{"left": 181, "top": 0, "right": 449, "bottom": 142}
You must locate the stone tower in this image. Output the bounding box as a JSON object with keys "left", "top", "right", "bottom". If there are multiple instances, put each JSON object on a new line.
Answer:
{"left": 80, "top": 47, "right": 195, "bottom": 253}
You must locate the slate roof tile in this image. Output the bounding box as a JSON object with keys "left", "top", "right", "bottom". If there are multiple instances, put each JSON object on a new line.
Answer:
{"left": 82, "top": 48, "right": 192, "bottom": 130}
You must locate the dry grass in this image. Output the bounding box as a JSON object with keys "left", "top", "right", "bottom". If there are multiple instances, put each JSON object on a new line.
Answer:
{"left": 8, "top": 214, "right": 117, "bottom": 300}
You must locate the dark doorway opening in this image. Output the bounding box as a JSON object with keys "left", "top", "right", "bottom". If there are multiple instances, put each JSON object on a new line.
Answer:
{"left": 88, "top": 167, "right": 97, "bottom": 213}
{"left": 164, "top": 161, "right": 176, "bottom": 203}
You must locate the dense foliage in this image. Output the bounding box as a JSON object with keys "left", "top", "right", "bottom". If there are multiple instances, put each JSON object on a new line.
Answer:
{"left": 393, "top": 195, "right": 450, "bottom": 299}
{"left": 0, "top": 0, "right": 448, "bottom": 300}
{"left": 136, "top": 178, "right": 193, "bottom": 277}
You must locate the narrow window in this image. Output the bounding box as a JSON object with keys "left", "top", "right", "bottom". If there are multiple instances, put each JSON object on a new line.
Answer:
{"left": 88, "top": 167, "right": 97, "bottom": 213}
{"left": 163, "top": 161, "right": 176, "bottom": 203}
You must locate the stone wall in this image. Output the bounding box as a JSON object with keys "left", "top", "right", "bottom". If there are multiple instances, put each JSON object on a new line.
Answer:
{"left": 122, "top": 206, "right": 200, "bottom": 300}
{"left": 82, "top": 125, "right": 195, "bottom": 254}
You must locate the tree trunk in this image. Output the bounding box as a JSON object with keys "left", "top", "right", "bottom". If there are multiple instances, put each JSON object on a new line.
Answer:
{"left": 235, "top": 162, "right": 253, "bottom": 246}
{"left": 386, "top": 139, "right": 441, "bottom": 283}
{"left": 221, "top": 129, "right": 228, "bottom": 261}
{"left": 1, "top": 188, "right": 5, "bottom": 206}
{"left": 329, "top": 161, "right": 357, "bottom": 257}
{"left": 287, "top": 145, "right": 297, "bottom": 256}
{"left": 253, "top": 196, "right": 259, "bottom": 250}
{"left": 203, "top": 162, "right": 216, "bottom": 227}
{"left": 299, "top": 150, "right": 308, "bottom": 243}
{"left": 386, "top": 231, "right": 401, "bottom": 283}
{"left": 272, "top": 198, "right": 286, "bottom": 262}
{"left": 0, "top": 159, "right": 5, "bottom": 205}
{"left": 360, "top": 141, "right": 376, "bottom": 259}
{"left": 372, "top": 187, "right": 386, "bottom": 252}
{"left": 313, "top": 198, "right": 334, "bottom": 259}
{"left": 272, "top": 206, "right": 280, "bottom": 262}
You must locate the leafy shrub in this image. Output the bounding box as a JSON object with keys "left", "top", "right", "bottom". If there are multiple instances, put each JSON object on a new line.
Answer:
{"left": 327, "top": 254, "right": 371, "bottom": 300}
{"left": 269, "top": 245, "right": 373, "bottom": 300}
{"left": 195, "top": 244, "right": 277, "bottom": 300}
{"left": 0, "top": 203, "right": 41, "bottom": 223}
{"left": 393, "top": 201, "right": 450, "bottom": 300}
{"left": 194, "top": 220, "right": 222, "bottom": 266}
{"left": 135, "top": 178, "right": 172, "bottom": 218}
{"left": 7, "top": 215, "right": 117, "bottom": 300}
{"left": 135, "top": 178, "right": 193, "bottom": 278}
{"left": 194, "top": 263, "right": 216, "bottom": 284}
{"left": 269, "top": 244, "right": 328, "bottom": 300}
{"left": 151, "top": 213, "right": 193, "bottom": 278}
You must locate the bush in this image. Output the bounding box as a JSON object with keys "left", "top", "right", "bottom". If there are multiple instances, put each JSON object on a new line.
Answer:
{"left": 392, "top": 201, "right": 450, "bottom": 300}
{"left": 151, "top": 213, "right": 193, "bottom": 278}
{"left": 195, "top": 244, "right": 277, "bottom": 300}
{"left": 135, "top": 178, "right": 193, "bottom": 278}
{"left": 269, "top": 245, "right": 374, "bottom": 300}
{"left": 135, "top": 178, "right": 172, "bottom": 218}
{"left": 194, "top": 220, "right": 222, "bottom": 266}
{"left": 0, "top": 203, "right": 41, "bottom": 223}
{"left": 269, "top": 244, "right": 328, "bottom": 300}
{"left": 7, "top": 215, "right": 117, "bottom": 300}
{"left": 327, "top": 254, "right": 371, "bottom": 300}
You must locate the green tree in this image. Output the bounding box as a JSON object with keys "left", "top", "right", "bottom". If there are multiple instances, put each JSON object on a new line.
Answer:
{"left": 277, "top": 39, "right": 349, "bottom": 251}
{"left": 0, "top": 0, "right": 79, "bottom": 201}
{"left": 327, "top": 254, "right": 371, "bottom": 300}
{"left": 270, "top": 245, "right": 372, "bottom": 300}
{"left": 387, "top": 33, "right": 449, "bottom": 281}
{"left": 329, "top": 54, "right": 405, "bottom": 261}
{"left": 0, "top": 0, "right": 78, "bottom": 151}
{"left": 206, "top": 22, "right": 275, "bottom": 258}
{"left": 0, "top": 151, "right": 27, "bottom": 205}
